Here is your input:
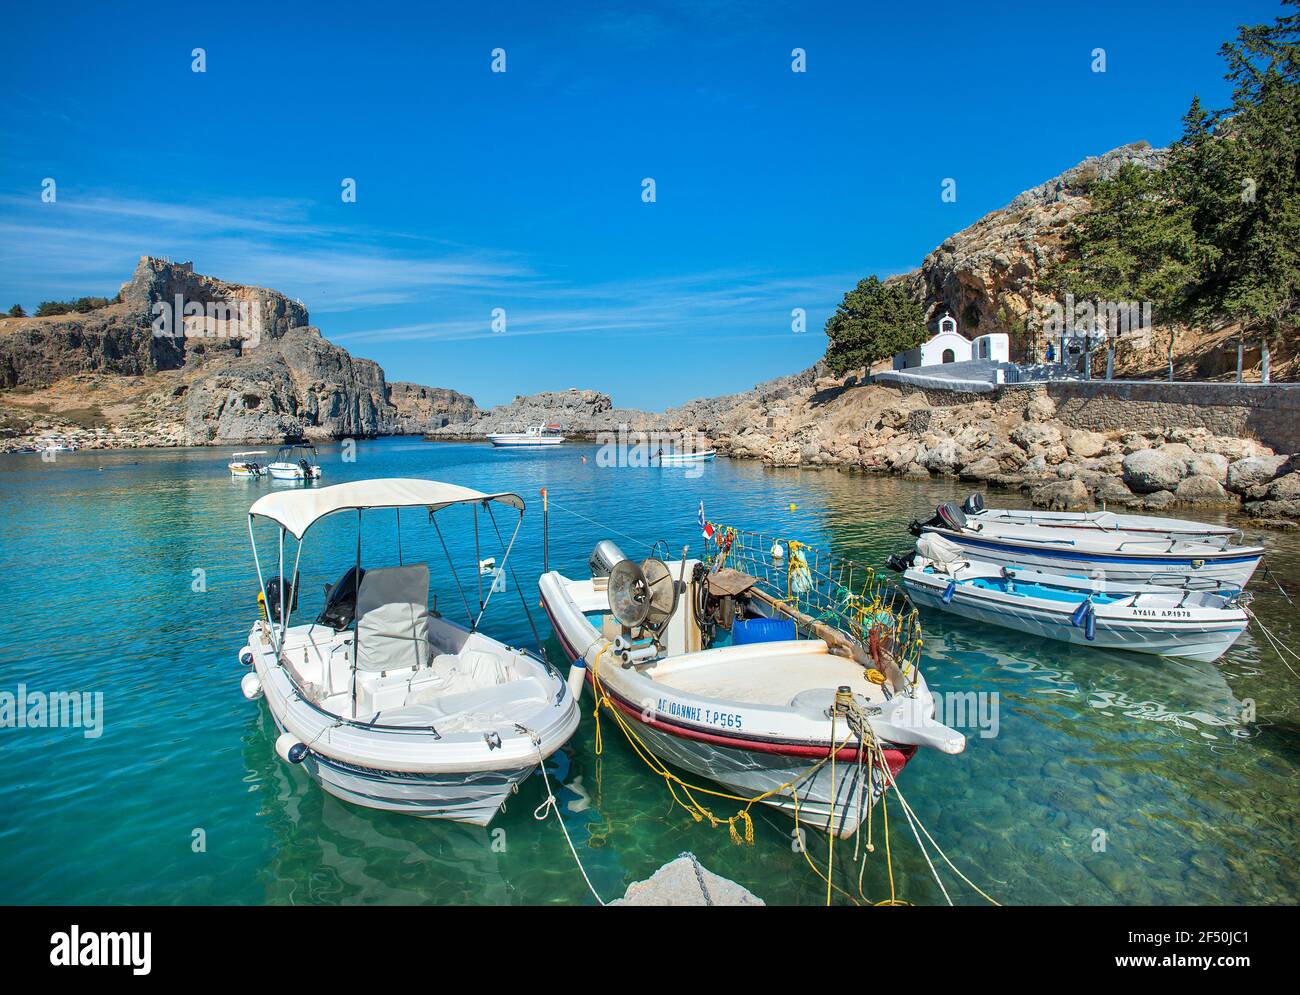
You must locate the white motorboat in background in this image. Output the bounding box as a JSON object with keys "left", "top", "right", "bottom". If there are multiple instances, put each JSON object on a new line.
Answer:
{"left": 911, "top": 500, "right": 1263, "bottom": 589}
{"left": 239, "top": 478, "right": 579, "bottom": 823}
{"left": 487, "top": 424, "right": 565, "bottom": 448}
{"left": 228, "top": 451, "right": 269, "bottom": 477}
{"left": 953, "top": 493, "right": 1241, "bottom": 546}
{"left": 267, "top": 444, "right": 322, "bottom": 481}
{"left": 540, "top": 528, "right": 964, "bottom": 839}
{"left": 893, "top": 537, "right": 1249, "bottom": 664}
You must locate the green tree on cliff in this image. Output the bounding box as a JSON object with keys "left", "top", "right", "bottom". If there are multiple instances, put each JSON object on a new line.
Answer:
{"left": 823, "top": 276, "right": 925, "bottom": 375}
{"left": 7, "top": 304, "right": 24, "bottom": 317}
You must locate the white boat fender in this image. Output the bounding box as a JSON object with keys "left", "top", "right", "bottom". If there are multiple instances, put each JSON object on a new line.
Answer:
{"left": 566, "top": 658, "right": 587, "bottom": 699}
{"left": 240, "top": 672, "right": 263, "bottom": 700}
{"left": 238, "top": 646, "right": 254, "bottom": 666}
{"left": 770, "top": 541, "right": 784, "bottom": 560}
{"left": 275, "top": 732, "right": 309, "bottom": 764}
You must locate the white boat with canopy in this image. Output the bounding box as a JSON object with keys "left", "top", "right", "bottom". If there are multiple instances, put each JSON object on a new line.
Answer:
{"left": 540, "top": 524, "right": 965, "bottom": 840}
{"left": 238, "top": 478, "right": 580, "bottom": 824}
{"left": 267, "top": 444, "right": 322, "bottom": 481}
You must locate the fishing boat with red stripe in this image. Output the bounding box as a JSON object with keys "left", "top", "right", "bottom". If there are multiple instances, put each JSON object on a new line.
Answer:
{"left": 540, "top": 519, "right": 965, "bottom": 839}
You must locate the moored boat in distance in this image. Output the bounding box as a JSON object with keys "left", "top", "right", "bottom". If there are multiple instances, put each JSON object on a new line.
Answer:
{"left": 651, "top": 448, "right": 716, "bottom": 464}
{"left": 540, "top": 525, "right": 964, "bottom": 839}
{"left": 892, "top": 539, "right": 1249, "bottom": 664}
{"left": 267, "top": 444, "right": 322, "bottom": 481}
{"left": 911, "top": 500, "right": 1263, "bottom": 589}
{"left": 487, "top": 424, "right": 565, "bottom": 448}
{"left": 238, "top": 478, "right": 580, "bottom": 823}
{"left": 228, "top": 451, "right": 269, "bottom": 477}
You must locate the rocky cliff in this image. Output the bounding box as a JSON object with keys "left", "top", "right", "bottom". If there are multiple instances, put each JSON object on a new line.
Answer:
{"left": 0, "top": 257, "right": 477, "bottom": 447}
{"left": 892, "top": 142, "right": 1167, "bottom": 346}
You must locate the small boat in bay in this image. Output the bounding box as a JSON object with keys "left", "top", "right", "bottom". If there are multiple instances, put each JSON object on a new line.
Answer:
{"left": 651, "top": 448, "right": 716, "bottom": 465}
{"left": 911, "top": 500, "right": 1263, "bottom": 590}
{"left": 238, "top": 479, "right": 580, "bottom": 823}
{"left": 228, "top": 451, "right": 269, "bottom": 477}
{"left": 540, "top": 528, "right": 965, "bottom": 839}
{"left": 891, "top": 537, "right": 1249, "bottom": 664}
{"left": 267, "top": 444, "right": 322, "bottom": 481}
{"left": 487, "top": 424, "right": 565, "bottom": 448}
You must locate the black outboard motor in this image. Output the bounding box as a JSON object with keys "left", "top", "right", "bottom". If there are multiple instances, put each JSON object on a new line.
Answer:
{"left": 886, "top": 550, "right": 916, "bottom": 573}
{"left": 962, "top": 492, "right": 985, "bottom": 516}
{"left": 264, "top": 574, "right": 300, "bottom": 623}
{"left": 909, "top": 501, "right": 968, "bottom": 536}
{"left": 317, "top": 566, "right": 365, "bottom": 630}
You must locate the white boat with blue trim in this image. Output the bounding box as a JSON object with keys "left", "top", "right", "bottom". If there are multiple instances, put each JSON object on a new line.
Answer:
{"left": 956, "top": 495, "right": 1241, "bottom": 546}
{"left": 911, "top": 500, "right": 1263, "bottom": 590}
{"left": 893, "top": 537, "right": 1249, "bottom": 664}
{"left": 238, "top": 479, "right": 580, "bottom": 824}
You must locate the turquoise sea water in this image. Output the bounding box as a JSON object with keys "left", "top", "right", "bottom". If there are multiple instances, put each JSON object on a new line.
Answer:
{"left": 1, "top": 437, "right": 1298, "bottom": 906}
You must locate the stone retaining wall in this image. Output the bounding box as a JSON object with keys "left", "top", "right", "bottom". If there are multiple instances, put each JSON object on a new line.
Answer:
{"left": 1038, "top": 381, "right": 1300, "bottom": 453}
{"left": 887, "top": 379, "right": 1299, "bottom": 453}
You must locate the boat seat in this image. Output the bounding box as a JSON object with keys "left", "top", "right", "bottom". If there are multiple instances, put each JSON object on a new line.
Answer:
{"left": 354, "top": 564, "right": 433, "bottom": 673}
{"left": 406, "top": 677, "right": 550, "bottom": 734}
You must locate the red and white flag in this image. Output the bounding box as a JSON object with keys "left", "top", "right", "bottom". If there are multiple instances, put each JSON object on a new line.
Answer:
{"left": 698, "top": 501, "right": 714, "bottom": 540}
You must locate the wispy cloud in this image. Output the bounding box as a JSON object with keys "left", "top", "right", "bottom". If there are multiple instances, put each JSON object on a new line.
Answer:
{"left": 0, "top": 191, "right": 530, "bottom": 310}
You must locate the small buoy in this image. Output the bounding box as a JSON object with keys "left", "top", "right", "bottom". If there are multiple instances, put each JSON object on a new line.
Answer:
{"left": 770, "top": 541, "right": 785, "bottom": 560}
{"left": 581, "top": 455, "right": 587, "bottom": 464}
{"left": 788, "top": 503, "right": 798, "bottom": 512}
{"left": 240, "top": 671, "right": 263, "bottom": 700}
{"left": 238, "top": 646, "right": 254, "bottom": 666}
{"left": 275, "top": 732, "right": 307, "bottom": 764}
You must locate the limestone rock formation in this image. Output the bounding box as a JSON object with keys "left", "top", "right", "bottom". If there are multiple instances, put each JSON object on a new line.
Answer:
{"left": 0, "top": 257, "right": 477, "bottom": 447}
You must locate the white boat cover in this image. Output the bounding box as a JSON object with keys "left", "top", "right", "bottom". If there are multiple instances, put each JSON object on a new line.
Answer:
{"left": 355, "top": 565, "right": 433, "bottom": 672}
{"left": 915, "top": 533, "right": 967, "bottom": 573}
{"left": 249, "top": 478, "right": 525, "bottom": 538}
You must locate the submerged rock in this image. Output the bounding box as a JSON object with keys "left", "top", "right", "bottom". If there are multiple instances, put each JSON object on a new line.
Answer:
{"left": 613, "top": 854, "right": 765, "bottom": 906}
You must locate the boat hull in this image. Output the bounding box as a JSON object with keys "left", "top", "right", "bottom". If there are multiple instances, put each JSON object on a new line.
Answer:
{"left": 267, "top": 463, "right": 321, "bottom": 480}
{"left": 247, "top": 625, "right": 579, "bottom": 825}
{"left": 538, "top": 575, "right": 940, "bottom": 840}
{"left": 925, "top": 527, "right": 1261, "bottom": 589}
{"left": 969, "top": 508, "right": 1238, "bottom": 545}
{"left": 583, "top": 670, "right": 902, "bottom": 838}
{"left": 487, "top": 436, "right": 564, "bottom": 447}
{"left": 273, "top": 711, "right": 535, "bottom": 823}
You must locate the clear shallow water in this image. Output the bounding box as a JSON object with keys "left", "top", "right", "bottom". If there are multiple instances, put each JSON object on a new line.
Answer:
{"left": 1, "top": 438, "right": 1297, "bottom": 906}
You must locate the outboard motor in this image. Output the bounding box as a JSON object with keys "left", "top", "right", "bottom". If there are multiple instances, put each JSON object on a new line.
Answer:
{"left": 962, "top": 492, "right": 985, "bottom": 516}
{"left": 936, "top": 500, "right": 968, "bottom": 532}
{"left": 317, "top": 566, "right": 366, "bottom": 630}
{"left": 886, "top": 550, "right": 916, "bottom": 573}
{"left": 588, "top": 539, "right": 628, "bottom": 579}
{"left": 263, "top": 574, "right": 299, "bottom": 623}
{"left": 909, "top": 501, "right": 968, "bottom": 537}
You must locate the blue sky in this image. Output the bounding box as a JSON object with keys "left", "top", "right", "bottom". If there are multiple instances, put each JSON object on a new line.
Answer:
{"left": 0, "top": 1, "right": 1277, "bottom": 409}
